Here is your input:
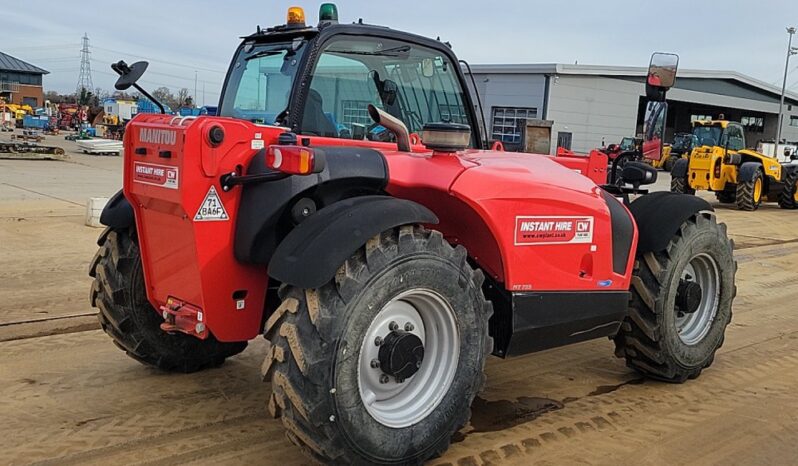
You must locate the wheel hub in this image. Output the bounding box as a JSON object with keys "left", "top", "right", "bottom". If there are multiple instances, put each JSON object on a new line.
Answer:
{"left": 676, "top": 279, "right": 702, "bottom": 314}
{"left": 378, "top": 330, "right": 424, "bottom": 381}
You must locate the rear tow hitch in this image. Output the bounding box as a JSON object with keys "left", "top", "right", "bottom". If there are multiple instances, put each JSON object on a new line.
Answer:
{"left": 159, "top": 297, "right": 208, "bottom": 339}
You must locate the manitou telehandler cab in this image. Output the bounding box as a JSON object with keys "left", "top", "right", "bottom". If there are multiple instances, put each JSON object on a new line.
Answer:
{"left": 90, "top": 6, "right": 736, "bottom": 464}
{"left": 670, "top": 119, "right": 798, "bottom": 210}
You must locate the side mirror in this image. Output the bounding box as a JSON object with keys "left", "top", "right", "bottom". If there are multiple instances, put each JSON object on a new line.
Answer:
{"left": 621, "top": 162, "right": 658, "bottom": 188}
{"left": 647, "top": 53, "right": 678, "bottom": 89}
{"left": 112, "top": 60, "right": 149, "bottom": 91}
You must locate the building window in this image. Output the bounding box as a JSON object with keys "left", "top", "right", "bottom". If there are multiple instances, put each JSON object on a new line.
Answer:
{"left": 557, "top": 131, "right": 573, "bottom": 150}
{"left": 491, "top": 107, "right": 538, "bottom": 145}
{"left": 741, "top": 116, "right": 764, "bottom": 133}
{"left": 790, "top": 116, "right": 798, "bottom": 127}
{"left": 340, "top": 100, "right": 372, "bottom": 126}
{"left": 22, "top": 97, "right": 38, "bottom": 107}
{"left": 690, "top": 114, "right": 712, "bottom": 123}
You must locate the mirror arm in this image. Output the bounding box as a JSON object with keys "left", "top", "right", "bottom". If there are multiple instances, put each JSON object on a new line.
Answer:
{"left": 131, "top": 83, "right": 165, "bottom": 114}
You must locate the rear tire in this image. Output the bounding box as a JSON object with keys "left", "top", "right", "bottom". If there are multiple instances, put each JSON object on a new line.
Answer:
{"left": 778, "top": 169, "right": 798, "bottom": 209}
{"left": 89, "top": 227, "right": 247, "bottom": 372}
{"left": 262, "top": 226, "right": 492, "bottom": 465}
{"left": 613, "top": 212, "right": 735, "bottom": 382}
{"left": 670, "top": 176, "right": 694, "bottom": 195}
{"left": 735, "top": 167, "right": 764, "bottom": 211}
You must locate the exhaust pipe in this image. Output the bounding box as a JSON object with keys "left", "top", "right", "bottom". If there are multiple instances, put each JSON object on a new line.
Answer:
{"left": 367, "top": 105, "right": 410, "bottom": 152}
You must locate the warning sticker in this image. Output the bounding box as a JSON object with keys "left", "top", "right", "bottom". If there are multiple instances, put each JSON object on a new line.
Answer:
{"left": 133, "top": 162, "right": 178, "bottom": 189}
{"left": 514, "top": 216, "right": 594, "bottom": 246}
{"left": 194, "top": 186, "right": 229, "bottom": 221}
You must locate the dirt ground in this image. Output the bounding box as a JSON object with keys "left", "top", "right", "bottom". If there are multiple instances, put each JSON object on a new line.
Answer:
{"left": 2, "top": 135, "right": 798, "bottom": 465}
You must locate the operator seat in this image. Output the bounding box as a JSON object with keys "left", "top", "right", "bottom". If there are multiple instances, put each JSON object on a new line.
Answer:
{"left": 302, "top": 89, "right": 337, "bottom": 137}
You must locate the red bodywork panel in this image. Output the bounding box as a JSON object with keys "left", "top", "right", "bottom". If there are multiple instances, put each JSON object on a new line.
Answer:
{"left": 123, "top": 114, "right": 635, "bottom": 342}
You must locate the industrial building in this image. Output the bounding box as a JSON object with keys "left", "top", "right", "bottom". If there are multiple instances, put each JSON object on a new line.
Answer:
{"left": 0, "top": 51, "right": 48, "bottom": 107}
{"left": 466, "top": 64, "right": 798, "bottom": 154}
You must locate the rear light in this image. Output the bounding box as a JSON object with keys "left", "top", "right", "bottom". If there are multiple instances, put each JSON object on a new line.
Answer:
{"left": 266, "top": 145, "right": 325, "bottom": 175}
{"left": 714, "top": 158, "right": 722, "bottom": 178}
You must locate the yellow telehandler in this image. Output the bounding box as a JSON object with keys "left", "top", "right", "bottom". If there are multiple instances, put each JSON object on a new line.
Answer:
{"left": 670, "top": 120, "right": 798, "bottom": 211}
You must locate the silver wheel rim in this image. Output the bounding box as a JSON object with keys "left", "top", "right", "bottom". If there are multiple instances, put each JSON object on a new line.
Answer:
{"left": 675, "top": 253, "right": 720, "bottom": 345}
{"left": 357, "top": 288, "right": 460, "bottom": 428}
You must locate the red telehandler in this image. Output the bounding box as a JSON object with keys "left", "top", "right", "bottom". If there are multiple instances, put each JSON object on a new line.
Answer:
{"left": 90, "top": 5, "right": 735, "bottom": 464}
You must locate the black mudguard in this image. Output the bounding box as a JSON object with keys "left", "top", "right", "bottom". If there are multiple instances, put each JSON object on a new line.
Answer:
{"left": 268, "top": 195, "right": 438, "bottom": 289}
{"left": 100, "top": 190, "right": 134, "bottom": 229}
{"left": 738, "top": 161, "right": 762, "bottom": 182}
{"left": 671, "top": 158, "right": 689, "bottom": 178}
{"left": 629, "top": 191, "right": 712, "bottom": 253}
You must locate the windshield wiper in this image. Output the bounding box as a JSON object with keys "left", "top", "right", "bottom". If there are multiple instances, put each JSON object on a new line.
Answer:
{"left": 329, "top": 45, "right": 411, "bottom": 57}
{"left": 245, "top": 50, "right": 284, "bottom": 61}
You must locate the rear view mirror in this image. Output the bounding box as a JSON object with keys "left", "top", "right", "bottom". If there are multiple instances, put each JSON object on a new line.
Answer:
{"left": 112, "top": 61, "right": 149, "bottom": 90}
{"left": 647, "top": 53, "right": 679, "bottom": 89}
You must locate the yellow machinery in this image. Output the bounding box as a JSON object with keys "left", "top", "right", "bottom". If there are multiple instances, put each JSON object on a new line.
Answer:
{"left": 650, "top": 144, "right": 672, "bottom": 170}
{"left": 670, "top": 120, "right": 798, "bottom": 211}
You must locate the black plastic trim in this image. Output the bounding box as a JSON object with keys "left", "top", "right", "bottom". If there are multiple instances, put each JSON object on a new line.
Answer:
{"left": 601, "top": 189, "right": 634, "bottom": 275}
{"left": 268, "top": 195, "right": 438, "bottom": 289}
{"left": 499, "top": 291, "right": 630, "bottom": 357}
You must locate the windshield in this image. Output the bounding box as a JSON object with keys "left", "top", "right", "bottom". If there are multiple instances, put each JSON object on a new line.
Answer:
{"left": 620, "top": 137, "right": 635, "bottom": 150}
{"left": 219, "top": 40, "right": 307, "bottom": 124}
{"left": 692, "top": 125, "right": 723, "bottom": 147}
{"left": 300, "top": 36, "right": 471, "bottom": 143}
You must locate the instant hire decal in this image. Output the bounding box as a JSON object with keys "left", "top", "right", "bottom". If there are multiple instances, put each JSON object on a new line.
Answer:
{"left": 514, "top": 216, "right": 594, "bottom": 246}
{"left": 133, "top": 162, "right": 179, "bottom": 189}
{"left": 194, "top": 186, "right": 229, "bottom": 221}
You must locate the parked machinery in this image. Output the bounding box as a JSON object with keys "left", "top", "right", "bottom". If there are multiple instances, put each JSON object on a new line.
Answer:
{"left": 89, "top": 6, "right": 736, "bottom": 464}
{"left": 670, "top": 119, "right": 798, "bottom": 210}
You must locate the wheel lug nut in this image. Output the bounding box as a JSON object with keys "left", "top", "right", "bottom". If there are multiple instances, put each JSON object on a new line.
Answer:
{"left": 370, "top": 359, "right": 380, "bottom": 369}
{"left": 404, "top": 322, "right": 414, "bottom": 332}
{"left": 389, "top": 321, "right": 398, "bottom": 331}
{"left": 374, "top": 336, "right": 383, "bottom": 346}
{"left": 379, "top": 374, "right": 390, "bottom": 384}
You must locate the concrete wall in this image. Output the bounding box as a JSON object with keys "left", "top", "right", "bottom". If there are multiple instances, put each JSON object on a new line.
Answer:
{"left": 546, "top": 75, "right": 640, "bottom": 153}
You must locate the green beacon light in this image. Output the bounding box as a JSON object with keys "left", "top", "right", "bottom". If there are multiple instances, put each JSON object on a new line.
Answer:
{"left": 319, "top": 3, "right": 339, "bottom": 23}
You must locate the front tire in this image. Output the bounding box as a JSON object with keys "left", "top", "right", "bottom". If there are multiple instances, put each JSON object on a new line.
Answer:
{"left": 736, "top": 166, "right": 764, "bottom": 211}
{"left": 613, "top": 212, "right": 735, "bottom": 382}
{"left": 778, "top": 169, "right": 798, "bottom": 209}
{"left": 262, "top": 226, "right": 492, "bottom": 465}
{"left": 89, "top": 227, "right": 247, "bottom": 372}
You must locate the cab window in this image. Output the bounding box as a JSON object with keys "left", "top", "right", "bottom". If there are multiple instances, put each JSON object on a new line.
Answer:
{"left": 301, "top": 36, "right": 470, "bottom": 143}
{"left": 726, "top": 124, "right": 745, "bottom": 151}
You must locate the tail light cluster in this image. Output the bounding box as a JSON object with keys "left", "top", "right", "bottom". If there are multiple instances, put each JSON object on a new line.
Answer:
{"left": 266, "top": 145, "right": 325, "bottom": 175}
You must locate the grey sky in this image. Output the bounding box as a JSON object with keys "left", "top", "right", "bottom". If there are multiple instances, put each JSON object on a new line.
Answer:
{"left": 4, "top": 0, "right": 798, "bottom": 105}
